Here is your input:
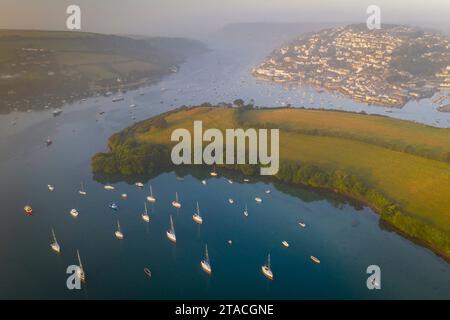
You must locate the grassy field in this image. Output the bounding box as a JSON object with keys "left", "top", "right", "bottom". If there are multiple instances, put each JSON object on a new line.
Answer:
{"left": 0, "top": 30, "right": 206, "bottom": 111}
{"left": 92, "top": 105, "right": 450, "bottom": 258}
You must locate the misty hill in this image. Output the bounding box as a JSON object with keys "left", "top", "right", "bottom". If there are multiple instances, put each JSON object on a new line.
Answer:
{"left": 0, "top": 30, "right": 208, "bottom": 112}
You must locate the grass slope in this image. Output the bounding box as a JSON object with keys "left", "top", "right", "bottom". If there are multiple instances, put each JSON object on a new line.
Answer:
{"left": 92, "top": 105, "right": 450, "bottom": 259}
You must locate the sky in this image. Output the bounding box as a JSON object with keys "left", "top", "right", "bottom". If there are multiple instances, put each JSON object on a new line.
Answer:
{"left": 0, "top": 0, "right": 449, "bottom": 37}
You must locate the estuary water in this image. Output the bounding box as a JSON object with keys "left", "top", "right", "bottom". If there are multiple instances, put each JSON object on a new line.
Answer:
{"left": 0, "top": 37, "right": 449, "bottom": 299}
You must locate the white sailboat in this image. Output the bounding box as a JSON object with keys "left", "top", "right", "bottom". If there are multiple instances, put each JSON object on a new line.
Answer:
{"left": 261, "top": 254, "right": 273, "bottom": 280}
{"left": 142, "top": 202, "right": 150, "bottom": 223}
{"left": 146, "top": 185, "right": 156, "bottom": 203}
{"left": 115, "top": 220, "right": 124, "bottom": 240}
{"left": 78, "top": 182, "right": 87, "bottom": 195}
{"left": 166, "top": 215, "right": 176, "bottom": 243}
{"left": 192, "top": 201, "right": 203, "bottom": 224}
{"left": 243, "top": 205, "right": 248, "bottom": 217}
{"left": 50, "top": 228, "right": 60, "bottom": 253}
{"left": 200, "top": 244, "right": 212, "bottom": 275}
{"left": 76, "top": 250, "right": 86, "bottom": 282}
{"left": 172, "top": 192, "right": 181, "bottom": 209}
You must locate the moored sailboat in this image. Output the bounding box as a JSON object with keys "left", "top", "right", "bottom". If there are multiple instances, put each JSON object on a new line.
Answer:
{"left": 200, "top": 244, "right": 212, "bottom": 275}
{"left": 142, "top": 202, "right": 150, "bottom": 223}
{"left": 172, "top": 192, "right": 181, "bottom": 209}
{"left": 261, "top": 254, "right": 273, "bottom": 280}
{"left": 76, "top": 250, "right": 86, "bottom": 282}
{"left": 78, "top": 182, "right": 87, "bottom": 195}
{"left": 166, "top": 215, "right": 176, "bottom": 243}
{"left": 50, "top": 228, "right": 60, "bottom": 253}
{"left": 147, "top": 185, "right": 156, "bottom": 203}
{"left": 192, "top": 201, "right": 203, "bottom": 224}
{"left": 115, "top": 220, "right": 124, "bottom": 240}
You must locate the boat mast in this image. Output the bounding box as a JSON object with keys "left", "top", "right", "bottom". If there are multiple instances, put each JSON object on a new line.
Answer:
{"left": 175, "top": 192, "right": 179, "bottom": 202}
{"left": 170, "top": 215, "right": 175, "bottom": 235}
{"left": 205, "top": 244, "right": 210, "bottom": 264}
{"left": 77, "top": 250, "right": 83, "bottom": 269}
{"left": 196, "top": 201, "right": 200, "bottom": 217}
{"left": 117, "top": 220, "right": 121, "bottom": 232}
{"left": 52, "top": 228, "right": 57, "bottom": 243}
{"left": 150, "top": 185, "right": 153, "bottom": 196}
{"left": 144, "top": 202, "right": 147, "bottom": 214}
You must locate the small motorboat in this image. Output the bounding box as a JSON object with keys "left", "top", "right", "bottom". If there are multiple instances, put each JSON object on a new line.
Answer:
{"left": 265, "top": 189, "right": 271, "bottom": 194}
{"left": 46, "top": 138, "right": 52, "bottom": 146}
{"left": 104, "top": 185, "right": 115, "bottom": 191}
{"left": 228, "top": 179, "right": 233, "bottom": 184}
{"left": 243, "top": 178, "right": 250, "bottom": 182}
{"left": 47, "top": 184, "right": 55, "bottom": 192}
{"left": 243, "top": 205, "right": 248, "bottom": 217}
{"left": 228, "top": 198, "right": 234, "bottom": 204}
{"left": 299, "top": 222, "right": 306, "bottom": 228}
{"left": 109, "top": 203, "right": 119, "bottom": 211}
{"left": 112, "top": 96, "right": 124, "bottom": 102}
{"left": 227, "top": 240, "right": 233, "bottom": 245}
{"left": 135, "top": 182, "right": 144, "bottom": 188}
{"left": 24, "top": 206, "right": 33, "bottom": 216}
{"left": 129, "top": 104, "right": 136, "bottom": 108}
{"left": 52, "top": 109, "right": 62, "bottom": 117}
{"left": 201, "top": 180, "right": 207, "bottom": 185}
{"left": 144, "top": 267, "right": 152, "bottom": 278}
{"left": 282, "top": 241, "right": 289, "bottom": 248}
{"left": 255, "top": 197, "right": 262, "bottom": 203}
{"left": 310, "top": 256, "right": 321, "bottom": 264}
{"left": 70, "top": 209, "right": 79, "bottom": 218}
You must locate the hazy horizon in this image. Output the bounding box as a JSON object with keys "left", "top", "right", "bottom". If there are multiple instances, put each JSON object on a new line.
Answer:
{"left": 0, "top": 0, "right": 449, "bottom": 38}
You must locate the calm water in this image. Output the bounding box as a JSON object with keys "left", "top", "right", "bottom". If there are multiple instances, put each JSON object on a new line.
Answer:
{"left": 0, "top": 38, "right": 449, "bottom": 299}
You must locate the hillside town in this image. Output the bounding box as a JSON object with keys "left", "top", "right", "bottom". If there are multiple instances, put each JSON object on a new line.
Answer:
{"left": 253, "top": 24, "right": 450, "bottom": 108}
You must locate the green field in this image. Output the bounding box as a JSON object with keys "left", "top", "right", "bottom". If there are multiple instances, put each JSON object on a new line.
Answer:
{"left": 92, "top": 105, "right": 450, "bottom": 259}
{"left": 0, "top": 30, "right": 206, "bottom": 111}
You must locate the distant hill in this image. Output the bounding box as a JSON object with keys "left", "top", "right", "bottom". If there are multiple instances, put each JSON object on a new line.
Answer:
{"left": 0, "top": 30, "right": 207, "bottom": 112}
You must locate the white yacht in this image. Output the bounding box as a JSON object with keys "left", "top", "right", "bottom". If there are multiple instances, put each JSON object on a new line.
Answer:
{"left": 166, "top": 215, "right": 176, "bottom": 243}
{"left": 146, "top": 185, "right": 156, "bottom": 203}
{"left": 76, "top": 250, "right": 86, "bottom": 282}
{"left": 70, "top": 209, "right": 79, "bottom": 218}
{"left": 50, "top": 228, "right": 60, "bottom": 253}
{"left": 142, "top": 202, "right": 150, "bottom": 223}
{"left": 261, "top": 254, "right": 273, "bottom": 280}
{"left": 172, "top": 192, "right": 181, "bottom": 209}
{"left": 200, "top": 244, "right": 212, "bottom": 275}
{"left": 115, "top": 220, "right": 124, "bottom": 240}
{"left": 310, "top": 256, "right": 321, "bottom": 264}
{"left": 135, "top": 182, "right": 144, "bottom": 188}
{"left": 78, "top": 182, "right": 87, "bottom": 195}
{"left": 192, "top": 201, "right": 203, "bottom": 224}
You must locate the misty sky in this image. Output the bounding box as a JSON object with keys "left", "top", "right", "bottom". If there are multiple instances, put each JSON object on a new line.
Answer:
{"left": 1, "top": 0, "right": 449, "bottom": 37}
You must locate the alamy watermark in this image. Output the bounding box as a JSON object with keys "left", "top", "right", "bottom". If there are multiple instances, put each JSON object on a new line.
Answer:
{"left": 366, "top": 5, "right": 381, "bottom": 30}
{"left": 66, "top": 5, "right": 81, "bottom": 30}
{"left": 366, "top": 265, "right": 381, "bottom": 290}
{"left": 171, "top": 121, "right": 279, "bottom": 175}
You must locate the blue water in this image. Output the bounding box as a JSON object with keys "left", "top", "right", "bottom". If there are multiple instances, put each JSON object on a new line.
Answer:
{"left": 0, "top": 38, "right": 449, "bottom": 299}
